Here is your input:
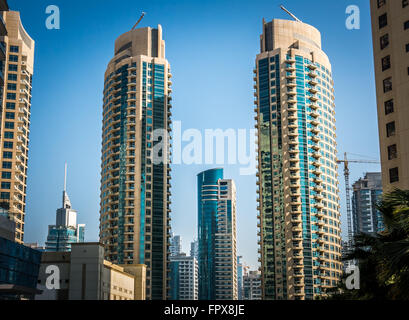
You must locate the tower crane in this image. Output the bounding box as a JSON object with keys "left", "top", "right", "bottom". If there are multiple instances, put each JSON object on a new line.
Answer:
{"left": 337, "top": 153, "right": 380, "bottom": 248}
{"left": 131, "top": 12, "right": 146, "bottom": 31}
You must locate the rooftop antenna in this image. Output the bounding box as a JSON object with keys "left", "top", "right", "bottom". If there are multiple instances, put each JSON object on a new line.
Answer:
{"left": 280, "top": 5, "right": 302, "bottom": 23}
{"left": 64, "top": 162, "right": 67, "bottom": 192}
{"left": 131, "top": 12, "right": 146, "bottom": 30}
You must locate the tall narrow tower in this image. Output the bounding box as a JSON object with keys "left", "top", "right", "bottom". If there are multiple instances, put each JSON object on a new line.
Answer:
{"left": 254, "top": 18, "right": 342, "bottom": 300}
{"left": 197, "top": 168, "right": 237, "bottom": 300}
{"left": 99, "top": 25, "right": 172, "bottom": 300}
{"left": 0, "top": 10, "right": 34, "bottom": 244}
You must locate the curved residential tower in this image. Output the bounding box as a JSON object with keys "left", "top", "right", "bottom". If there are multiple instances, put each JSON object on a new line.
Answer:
{"left": 99, "top": 25, "right": 172, "bottom": 300}
{"left": 254, "top": 19, "right": 342, "bottom": 300}
{"left": 0, "top": 10, "right": 34, "bottom": 244}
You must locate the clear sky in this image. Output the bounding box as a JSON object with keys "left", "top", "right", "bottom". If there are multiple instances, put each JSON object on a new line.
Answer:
{"left": 14, "top": 0, "right": 381, "bottom": 270}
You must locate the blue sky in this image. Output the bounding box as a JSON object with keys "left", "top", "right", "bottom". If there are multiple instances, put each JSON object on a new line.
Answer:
{"left": 14, "top": 0, "right": 381, "bottom": 270}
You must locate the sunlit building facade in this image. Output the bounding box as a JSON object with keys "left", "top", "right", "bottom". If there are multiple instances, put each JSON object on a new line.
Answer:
{"left": 99, "top": 25, "right": 172, "bottom": 300}
{"left": 254, "top": 19, "right": 342, "bottom": 300}
{"left": 0, "top": 10, "right": 34, "bottom": 244}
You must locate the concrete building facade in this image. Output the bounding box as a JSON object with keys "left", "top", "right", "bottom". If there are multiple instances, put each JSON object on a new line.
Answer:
{"left": 243, "top": 270, "right": 262, "bottom": 300}
{"left": 99, "top": 25, "right": 172, "bottom": 300}
{"left": 0, "top": 10, "right": 34, "bottom": 244}
{"left": 170, "top": 253, "right": 198, "bottom": 300}
{"left": 370, "top": 0, "right": 409, "bottom": 191}
{"left": 36, "top": 243, "right": 146, "bottom": 300}
{"left": 254, "top": 19, "right": 342, "bottom": 300}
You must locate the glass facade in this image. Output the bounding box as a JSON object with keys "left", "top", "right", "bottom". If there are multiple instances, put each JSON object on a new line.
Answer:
{"left": 100, "top": 26, "right": 172, "bottom": 300}
{"left": 0, "top": 236, "right": 41, "bottom": 299}
{"left": 256, "top": 20, "right": 342, "bottom": 300}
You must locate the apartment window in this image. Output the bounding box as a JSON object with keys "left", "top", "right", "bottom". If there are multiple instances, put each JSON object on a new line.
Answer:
{"left": 383, "top": 77, "right": 392, "bottom": 92}
{"left": 405, "top": 21, "right": 409, "bottom": 30}
{"left": 8, "top": 55, "right": 18, "bottom": 62}
{"left": 382, "top": 56, "right": 391, "bottom": 71}
{"left": 5, "top": 112, "right": 15, "bottom": 120}
{"left": 5, "top": 122, "right": 14, "bottom": 129}
{"left": 8, "top": 64, "right": 18, "bottom": 72}
{"left": 6, "top": 102, "right": 15, "bottom": 110}
{"left": 406, "top": 43, "right": 409, "bottom": 52}
{"left": 4, "top": 132, "right": 13, "bottom": 139}
{"left": 380, "top": 34, "right": 389, "bottom": 49}
{"left": 2, "top": 162, "right": 12, "bottom": 169}
{"left": 9, "top": 45, "right": 19, "bottom": 53}
{"left": 386, "top": 121, "right": 396, "bottom": 137}
{"left": 404, "top": 0, "right": 409, "bottom": 8}
{"left": 389, "top": 167, "right": 399, "bottom": 183}
{"left": 8, "top": 74, "right": 17, "bottom": 81}
{"left": 379, "top": 14, "right": 388, "bottom": 29}
{"left": 3, "top": 142, "right": 13, "bottom": 149}
{"left": 7, "top": 83, "right": 16, "bottom": 91}
{"left": 388, "top": 144, "right": 398, "bottom": 160}
{"left": 0, "top": 192, "right": 10, "bottom": 200}
{"left": 385, "top": 99, "right": 394, "bottom": 115}
{"left": 6, "top": 93, "right": 16, "bottom": 100}
{"left": 1, "top": 182, "right": 11, "bottom": 189}
{"left": 2, "top": 152, "right": 12, "bottom": 159}
{"left": 378, "top": 0, "right": 386, "bottom": 8}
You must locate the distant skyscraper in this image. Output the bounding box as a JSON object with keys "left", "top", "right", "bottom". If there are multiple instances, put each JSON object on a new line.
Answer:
{"left": 197, "top": 168, "right": 237, "bottom": 300}
{"left": 352, "top": 172, "right": 384, "bottom": 236}
{"left": 170, "top": 253, "right": 198, "bottom": 300}
{"left": 45, "top": 165, "right": 85, "bottom": 252}
{"left": 0, "top": 9, "right": 35, "bottom": 244}
{"left": 99, "top": 25, "right": 172, "bottom": 300}
{"left": 370, "top": 0, "right": 409, "bottom": 191}
{"left": 254, "top": 18, "right": 342, "bottom": 300}
{"left": 170, "top": 234, "right": 182, "bottom": 257}
{"left": 237, "top": 256, "right": 243, "bottom": 300}
{"left": 243, "top": 270, "right": 262, "bottom": 300}
{"left": 190, "top": 239, "right": 198, "bottom": 259}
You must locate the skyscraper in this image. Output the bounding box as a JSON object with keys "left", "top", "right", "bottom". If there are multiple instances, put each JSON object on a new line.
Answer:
{"left": 0, "top": 10, "right": 34, "bottom": 244}
{"left": 254, "top": 18, "right": 342, "bottom": 300}
{"left": 352, "top": 172, "right": 384, "bottom": 236}
{"left": 190, "top": 239, "right": 198, "bottom": 260}
{"left": 197, "top": 168, "right": 237, "bottom": 300}
{"left": 45, "top": 165, "right": 85, "bottom": 252}
{"left": 99, "top": 25, "right": 172, "bottom": 300}
{"left": 370, "top": 0, "right": 409, "bottom": 191}
{"left": 243, "top": 270, "right": 262, "bottom": 300}
{"left": 169, "top": 253, "right": 198, "bottom": 300}
{"left": 169, "top": 234, "right": 182, "bottom": 257}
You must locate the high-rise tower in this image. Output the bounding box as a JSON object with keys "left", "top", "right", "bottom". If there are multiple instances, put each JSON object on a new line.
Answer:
{"left": 0, "top": 10, "right": 34, "bottom": 244}
{"left": 370, "top": 0, "right": 409, "bottom": 191}
{"left": 197, "top": 168, "right": 237, "bottom": 300}
{"left": 254, "top": 18, "right": 342, "bottom": 300}
{"left": 45, "top": 164, "right": 85, "bottom": 252}
{"left": 99, "top": 25, "right": 172, "bottom": 300}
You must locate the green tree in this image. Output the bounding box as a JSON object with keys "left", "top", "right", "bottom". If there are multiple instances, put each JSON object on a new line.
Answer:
{"left": 326, "top": 189, "right": 409, "bottom": 300}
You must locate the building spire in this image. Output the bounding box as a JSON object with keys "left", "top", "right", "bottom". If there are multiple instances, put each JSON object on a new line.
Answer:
{"left": 62, "top": 162, "right": 71, "bottom": 209}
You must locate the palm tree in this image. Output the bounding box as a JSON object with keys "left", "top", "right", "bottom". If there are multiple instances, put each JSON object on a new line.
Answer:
{"left": 326, "top": 189, "right": 409, "bottom": 300}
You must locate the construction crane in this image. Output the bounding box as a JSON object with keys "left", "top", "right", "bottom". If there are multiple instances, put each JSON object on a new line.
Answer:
{"left": 131, "top": 12, "right": 146, "bottom": 30}
{"left": 280, "top": 5, "right": 302, "bottom": 23}
{"left": 337, "top": 153, "right": 380, "bottom": 248}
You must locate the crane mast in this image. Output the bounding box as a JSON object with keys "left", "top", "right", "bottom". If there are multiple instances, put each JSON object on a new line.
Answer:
{"left": 337, "top": 153, "right": 380, "bottom": 251}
